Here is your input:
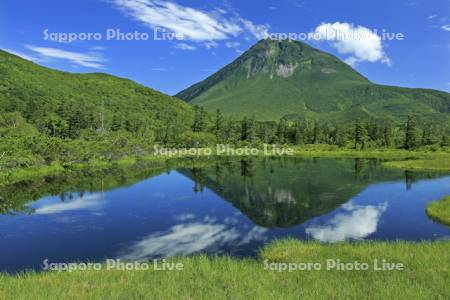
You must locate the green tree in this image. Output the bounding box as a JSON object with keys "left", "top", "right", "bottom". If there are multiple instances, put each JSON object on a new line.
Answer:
{"left": 383, "top": 124, "right": 393, "bottom": 148}
{"left": 111, "top": 114, "right": 123, "bottom": 131}
{"left": 276, "top": 118, "right": 288, "bottom": 144}
{"left": 192, "top": 106, "right": 206, "bottom": 132}
{"left": 354, "top": 119, "right": 367, "bottom": 150}
{"left": 241, "top": 116, "right": 257, "bottom": 142}
{"left": 404, "top": 116, "right": 419, "bottom": 150}
{"left": 223, "top": 120, "right": 237, "bottom": 143}
{"left": 312, "top": 121, "right": 320, "bottom": 144}
{"left": 293, "top": 121, "right": 304, "bottom": 145}
{"left": 441, "top": 135, "right": 449, "bottom": 147}
{"left": 214, "top": 109, "right": 223, "bottom": 140}
{"left": 332, "top": 125, "right": 346, "bottom": 148}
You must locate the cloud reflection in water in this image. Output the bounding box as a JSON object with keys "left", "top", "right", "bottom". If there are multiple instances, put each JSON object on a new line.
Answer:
{"left": 34, "top": 193, "right": 104, "bottom": 215}
{"left": 119, "top": 216, "right": 267, "bottom": 260}
{"left": 305, "top": 202, "right": 387, "bottom": 242}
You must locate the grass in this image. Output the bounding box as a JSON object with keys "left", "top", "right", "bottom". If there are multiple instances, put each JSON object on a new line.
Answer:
{"left": 291, "top": 145, "right": 450, "bottom": 160}
{"left": 1, "top": 239, "right": 449, "bottom": 299}
{"left": 291, "top": 145, "right": 450, "bottom": 172}
{"left": 426, "top": 196, "right": 450, "bottom": 226}
{"left": 383, "top": 159, "right": 450, "bottom": 172}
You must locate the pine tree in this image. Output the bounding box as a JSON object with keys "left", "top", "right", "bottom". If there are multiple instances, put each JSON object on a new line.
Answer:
{"left": 354, "top": 119, "right": 367, "bottom": 150}
{"left": 214, "top": 109, "right": 223, "bottom": 140}
{"left": 277, "top": 118, "right": 287, "bottom": 144}
{"left": 383, "top": 124, "right": 393, "bottom": 148}
{"left": 367, "top": 121, "right": 380, "bottom": 142}
{"left": 441, "top": 135, "right": 449, "bottom": 147}
{"left": 225, "top": 120, "right": 237, "bottom": 142}
{"left": 333, "top": 125, "right": 346, "bottom": 148}
{"left": 404, "top": 115, "right": 419, "bottom": 150}
{"left": 240, "top": 116, "right": 257, "bottom": 142}
{"left": 293, "top": 121, "right": 304, "bottom": 145}
{"left": 312, "top": 121, "right": 319, "bottom": 144}
{"left": 247, "top": 116, "right": 257, "bottom": 143}
{"left": 241, "top": 117, "right": 248, "bottom": 141}
{"left": 192, "top": 106, "right": 206, "bottom": 132}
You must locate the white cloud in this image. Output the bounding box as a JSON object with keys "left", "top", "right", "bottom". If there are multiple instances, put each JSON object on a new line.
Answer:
{"left": 311, "top": 22, "right": 391, "bottom": 66}
{"left": 151, "top": 67, "right": 167, "bottom": 71}
{"left": 305, "top": 202, "right": 387, "bottom": 243}
{"left": 111, "top": 0, "right": 269, "bottom": 43}
{"left": 428, "top": 14, "right": 438, "bottom": 20}
{"left": 112, "top": 0, "right": 241, "bottom": 41}
{"left": 442, "top": 25, "right": 450, "bottom": 32}
{"left": 204, "top": 41, "right": 219, "bottom": 49}
{"left": 25, "top": 45, "right": 106, "bottom": 68}
{"left": 225, "top": 41, "right": 240, "bottom": 48}
{"left": 174, "top": 43, "right": 196, "bottom": 50}
{"left": 241, "top": 19, "right": 270, "bottom": 40}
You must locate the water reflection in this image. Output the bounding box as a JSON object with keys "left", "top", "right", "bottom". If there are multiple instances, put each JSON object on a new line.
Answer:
{"left": 1, "top": 157, "right": 450, "bottom": 273}
{"left": 34, "top": 193, "right": 104, "bottom": 215}
{"left": 120, "top": 215, "right": 267, "bottom": 260}
{"left": 305, "top": 202, "right": 387, "bottom": 242}
{"left": 180, "top": 158, "right": 407, "bottom": 228}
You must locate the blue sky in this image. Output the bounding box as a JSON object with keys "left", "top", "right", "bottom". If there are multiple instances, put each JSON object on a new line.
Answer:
{"left": 1, "top": 0, "right": 449, "bottom": 94}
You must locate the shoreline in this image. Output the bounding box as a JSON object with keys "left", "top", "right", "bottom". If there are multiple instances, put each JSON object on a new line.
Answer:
{"left": 1, "top": 147, "right": 449, "bottom": 186}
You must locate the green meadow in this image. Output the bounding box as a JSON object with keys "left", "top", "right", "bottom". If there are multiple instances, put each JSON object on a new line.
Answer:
{"left": 1, "top": 240, "right": 449, "bottom": 300}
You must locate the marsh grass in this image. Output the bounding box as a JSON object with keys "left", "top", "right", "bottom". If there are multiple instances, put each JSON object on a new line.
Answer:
{"left": 291, "top": 145, "right": 450, "bottom": 160}
{"left": 383, "top": 159, "right": 450, "bottom": 172}
{"left": 1, "top": 240, "right": 449, "bottom": 299}
{"left": 426, "top": 196, "right": 450, "bottom": 226}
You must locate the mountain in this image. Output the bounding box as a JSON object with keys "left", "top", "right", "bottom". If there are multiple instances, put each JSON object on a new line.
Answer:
{"left": 0, "top": 50, "right": 193, "bottom": 138}
{"left": 176, "top": 39, "right": 450, "bottom": 123}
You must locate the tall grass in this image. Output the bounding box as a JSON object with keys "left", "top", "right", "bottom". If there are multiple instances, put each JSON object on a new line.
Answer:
{"left": 1, "top": 240, "right": 449, "bottom": 299}
{"left": 426, "top": 196, "right": 450, "bottom": 226}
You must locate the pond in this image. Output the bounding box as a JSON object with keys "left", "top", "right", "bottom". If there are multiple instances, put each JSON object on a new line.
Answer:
{"left": 1, "top": 157, "right": 449, "bottom": 273}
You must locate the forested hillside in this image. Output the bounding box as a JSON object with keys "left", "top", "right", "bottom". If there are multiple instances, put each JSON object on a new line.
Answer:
{"left": 0, "top": 50, "right": 194, "bottom": 141}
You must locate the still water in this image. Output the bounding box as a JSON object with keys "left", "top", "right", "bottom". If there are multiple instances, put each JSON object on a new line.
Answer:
{"left": 1, "top": 157, "right": 449, "bottom": 273}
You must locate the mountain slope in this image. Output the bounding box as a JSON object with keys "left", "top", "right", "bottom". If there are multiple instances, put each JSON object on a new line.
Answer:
{"left": 0, "top": 50, "right": 194, "bottom": 138}
{"left": 176, "top": 39, "right": 450, "bottom": 123}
